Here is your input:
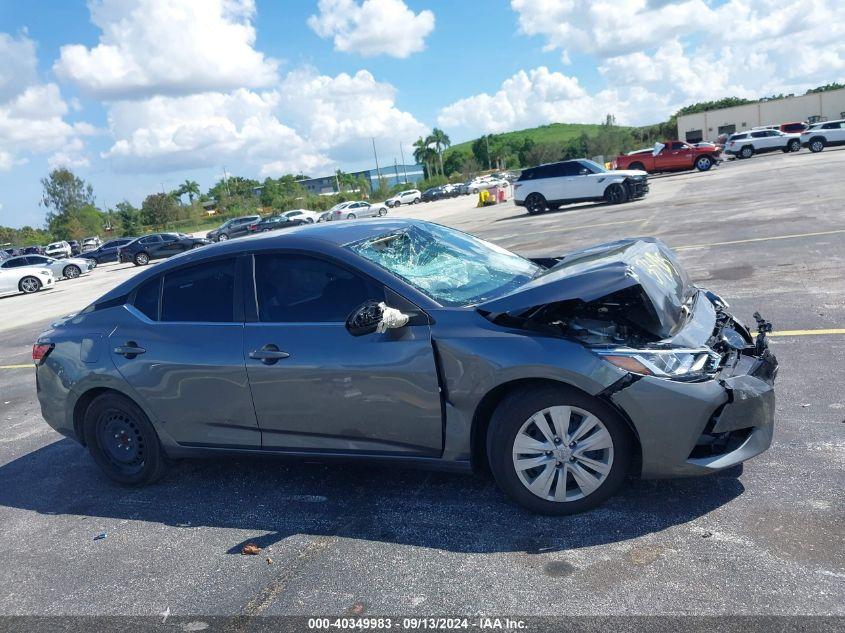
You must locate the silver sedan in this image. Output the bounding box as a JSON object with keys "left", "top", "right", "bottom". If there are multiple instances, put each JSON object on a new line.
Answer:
{"left": 0, "top": 254, "right": 95, "bottom": 279}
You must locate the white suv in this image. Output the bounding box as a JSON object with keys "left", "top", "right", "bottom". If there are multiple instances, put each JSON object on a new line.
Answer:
{"left": 385, "top": 189, "right": 421, "bottom": 207}
{"left": 514, "top": 159, "right": 648, "bottom": 215}
{"left": 724, "top": 129, "right": 801, "bottom": 158}
{"left": 45, "top": 241, "right": 72, "bottom": 258}
{"left": 800, "top": 119, "right": 845, "bottom": 152}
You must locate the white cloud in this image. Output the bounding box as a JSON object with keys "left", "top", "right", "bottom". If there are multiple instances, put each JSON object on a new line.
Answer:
{"left": 54, "top": 0, "right": 279, "bottom": 99}
{"left": 308, "top": 0, "right": 435, "bottom": 58}
{"left": 0, "top": 34, "right": 88, "bottom": 171}
{"left": 101, "top": 69, "right": 427, "bottom": 175}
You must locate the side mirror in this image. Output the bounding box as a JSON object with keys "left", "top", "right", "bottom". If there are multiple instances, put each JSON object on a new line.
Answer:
{"left": 346, "top": 300, "right": 409, "bottom": 336}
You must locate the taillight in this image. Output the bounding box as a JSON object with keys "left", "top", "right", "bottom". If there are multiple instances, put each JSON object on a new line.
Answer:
{"left": 32, "top": 342, "right": 54, "bottom": 364}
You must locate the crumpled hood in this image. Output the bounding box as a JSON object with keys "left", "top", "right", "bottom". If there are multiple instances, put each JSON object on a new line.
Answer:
{"left": 477, "top": 238, "right": 695, "bottom": 340}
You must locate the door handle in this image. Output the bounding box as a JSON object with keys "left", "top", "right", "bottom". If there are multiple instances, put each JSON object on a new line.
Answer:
{"left": 249, "top": 344, "right": 290, "bottom": 364}
{"left": 114, "top": 342, "right": 146, "bottom": 359}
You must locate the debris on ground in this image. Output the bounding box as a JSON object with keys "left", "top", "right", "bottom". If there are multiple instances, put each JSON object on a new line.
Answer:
{"left": 266, "top": 557, "right": 273, "bottom": 565}
{"left": 93, "top": 532, "right": 107, "bottom": 541}
{"left": 241, "top": 543, "right": 261, "bottom": 555}
{"left": 701, "top": 531, "right": 713, "bottom": 538}
{"left": 801, "top": 403, "right": 811, "bottom": 408}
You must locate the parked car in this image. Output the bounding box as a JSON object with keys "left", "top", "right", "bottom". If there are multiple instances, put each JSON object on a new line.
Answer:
{"left": 800, "top": 119, "right": 845, "bottom": 152}
{"left": 248, "top": 215, "right": 308, "bottom": 233}
{"left": 514, "top": 159, "right": 649, "bottom": 214}
{"left": 34, "top": 220, "right": 777, "bottom": 515}
{"left": 81, "top": 237, "right": 102, "bottom": 252}
{"left": 329, "top": 201, "right": 388, "bottom": 221}
{"left": 468, "top": 177, "right": 506, "bottom": 194}
{"left": 85, "top": 238, "right": 136, "bottom": 264}
{"left": 614, "top": 141, "right": 721, "bottom": 173}
{"left": 0, "top": 265, "right": 54, "bottom": 296}
{"left": 119, "top": 233, "right": 210, "bottom": 266}
{"left": 421, "top": 187, "right": 445, "bottom": 202}
{"left": 206, "top": 215, "right": 261, "bottom": 242}
{"left": 2, "top": 248, "right": 19, "bottom": 258}
{"left": 780, "top": 122, "right": 807, "bottom": 134}
{"left": 22, "top": 246, "right": 45, "bottom": 255}
{"left": 724, "top": 129, "right": 801, "bottom": 158}
{"left": 45, "top": 241, "right": 72, "bottom": 259}
{"left": 280, "top": 209, "right": 322, "bottom": 224}
{"left": 0, "top": 254, "right": 94, "bottom": 279}
{"left": 385, "top": 189, "right": 422, "bottom": 207}
{"left": 68, "top": 240, "right": 82, "bottom": 256}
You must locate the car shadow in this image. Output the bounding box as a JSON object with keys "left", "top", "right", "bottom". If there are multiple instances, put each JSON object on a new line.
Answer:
{"left": 0, "top": 439, "right": 744, "bottom": 555}
{"left": 494, "top": 200, "right": 641, "bottom": 223}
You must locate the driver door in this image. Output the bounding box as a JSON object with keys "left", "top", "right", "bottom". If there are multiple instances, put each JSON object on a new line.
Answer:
{"left": 242, "top": 253, "right": 443, "bottom": 456}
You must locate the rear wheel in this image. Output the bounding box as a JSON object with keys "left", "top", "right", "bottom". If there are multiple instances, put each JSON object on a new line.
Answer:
{"left": 63, "top": 264, "right": 81, "bottom": 279}
{"left": 787, "top": 139, "right": 801, "bottom": 152}
{"left": 604, "top": 183, "right": 628, "bottom": 204}
{"left": 809, "top": 138, "right": 825, "bottom": 153}
{"left": 487, "top": 386, "right": 632, "bottom": 515}
{"left": 347, "top": 213, "right": 357, "bottom": 220}
{"left": 83, "top": 393, "right": 168, "bottom": 485}
{"left": 740, "top": 146, "right": 754, "bottom": 159}
{"left": 19, "top": 276, "right": 41, "bottom": 294}
{"left": 695, "top": 155, "right": 713, "bottom": 171}
{"left": 134, "top": 252, "right": 149, "bottom": 266}
{"left": 525, "top": 193, "right": 548, "bottom": 215}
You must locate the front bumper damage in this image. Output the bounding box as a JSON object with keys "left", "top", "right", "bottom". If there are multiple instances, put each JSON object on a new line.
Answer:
{"left": 609, "top": 312, "right": 778, "bottom": 478}
{"left": 625, "top": 177, "right": 649, "bottom": 200}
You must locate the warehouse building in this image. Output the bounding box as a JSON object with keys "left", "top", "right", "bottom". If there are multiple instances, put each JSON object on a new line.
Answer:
{"left": 298, "top": 164, "right": 425, "bottom": 196}
{"left": 677, "top": 88, "right": 845, "bottom": 142}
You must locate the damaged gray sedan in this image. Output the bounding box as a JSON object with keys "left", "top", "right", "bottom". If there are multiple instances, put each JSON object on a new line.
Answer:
{"left": 34, "top": 219, "right": 777, "bottom": 514}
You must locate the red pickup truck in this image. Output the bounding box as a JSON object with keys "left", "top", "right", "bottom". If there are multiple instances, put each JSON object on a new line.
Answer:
{"left": 613, "top": 141, "right": 721, "bottom": 173}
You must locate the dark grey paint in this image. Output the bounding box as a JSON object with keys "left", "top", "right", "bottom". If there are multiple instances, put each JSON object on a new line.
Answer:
{"left": 35, "top": 219, "right": 776, "bottom": 480}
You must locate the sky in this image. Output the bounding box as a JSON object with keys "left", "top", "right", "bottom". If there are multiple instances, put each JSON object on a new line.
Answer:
{"left": 0, "top": 0, "right": 843, "bottom": 228}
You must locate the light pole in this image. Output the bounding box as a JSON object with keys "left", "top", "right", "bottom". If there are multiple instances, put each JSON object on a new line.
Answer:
{"left": 399, "top": 141, "right": 408, "bottom": 183}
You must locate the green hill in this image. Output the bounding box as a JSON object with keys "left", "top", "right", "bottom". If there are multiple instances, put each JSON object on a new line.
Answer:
{"left": 446, "top": 122, "right": 612, "bottom": 157}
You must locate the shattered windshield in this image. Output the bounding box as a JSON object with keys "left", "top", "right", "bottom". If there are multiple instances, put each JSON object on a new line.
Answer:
{"left": 347, "top": 224, "right": 539, "bottom": 306}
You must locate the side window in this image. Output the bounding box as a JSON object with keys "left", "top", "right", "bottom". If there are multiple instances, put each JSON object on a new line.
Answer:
{"left": 133, "top": 277, "right": 161, "bottom": 321}
{"left": 160, "top": 259, "right": 236, "bottom": 322}
{"left": 6, "top": 259, "right": 27, "bottom": 268}
{"left": 671, "top": 142, "right": 685, "bottom": 150}
{"left": 255, "top": 254, "right": 382, "bottom": 323}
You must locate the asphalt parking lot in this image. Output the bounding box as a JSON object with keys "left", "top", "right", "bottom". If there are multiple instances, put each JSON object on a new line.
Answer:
{"left": 0, "top": 148, "right": 843, "bottom": 618}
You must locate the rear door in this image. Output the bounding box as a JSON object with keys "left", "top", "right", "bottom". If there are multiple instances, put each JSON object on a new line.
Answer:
{"left": 109, "top": 257, "right": 260, "bottom": 447}
{"left": 242, "top": 252, "right": 443, "bottom": 455}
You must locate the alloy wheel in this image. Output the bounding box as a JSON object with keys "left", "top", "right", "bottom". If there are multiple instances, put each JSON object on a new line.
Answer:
{"left": 811, "top": 140, "right": 824, "bottom": 152}
{"left": 20, "top": 277, "right": 40, "bottom": 293}
{"left": 135, "top": 253, "right": 149, "bottom": 265}
{"left": 696, "top": 157, "right": 712, "bottom": 170}
{"left": 64, "top": 265, "right": 81, "bottom": 279}
{"left": 525, "top": 194, "right": 546, "bottom": 215}
{"left": 511, "top": 405, "right": 614, "bottom": 503}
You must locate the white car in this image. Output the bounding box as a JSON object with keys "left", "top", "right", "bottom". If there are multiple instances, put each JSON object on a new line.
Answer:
{"left": 800, "top": 119, "right": 845, "bottom": 152}
{"left": 328, "top": 200, "right": 388, "bottom": 221}
{"left": 385, "top": 189, "right": 421, "bottom": 207}
{"left": 281, "top": 209, "right": 322, "bottom": 224}
{"left": 514, "top": 159, "right": 649, "bottom": 215}
{"left": 81, "top": 237, "right": 101, "bottom": 252}
{"left": 0, "top": 265, "right": 54, "bottom": 296}
{"left": 468, "top": 177, "right": 506, "bottom": 194}
{"left": 724, "top": 129, "right": 801, "bottom": 158}
{"left": 0, "top": 254, "right": 94, "bottom": 279}
{"left": 45, "top": 241, "right": 72, "bottom": 258}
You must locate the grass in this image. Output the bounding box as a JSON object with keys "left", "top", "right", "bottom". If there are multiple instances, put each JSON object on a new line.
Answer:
{"left": 445, "top": 122, "right": 615, "bottom": 156}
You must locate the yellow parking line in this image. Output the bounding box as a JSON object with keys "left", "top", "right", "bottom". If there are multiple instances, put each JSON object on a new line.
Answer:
{"left": 0, "top": 364, "right": 32, "bottom": 370}
{"left": 769, "top": 328, "right": 845, "bottom": 337}
{"left": 676, "top": 229, "right": 845, "bottom": 250}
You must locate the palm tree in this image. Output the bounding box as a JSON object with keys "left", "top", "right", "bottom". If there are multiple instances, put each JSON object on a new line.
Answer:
{"left": 429, "top": 128, "right": 451, "bottom": 176}
{"left": 181, "top": 179, "right": 200, "bottom": 203}
{"left": 413, "top": 136, "right": 437, "bottom": 179}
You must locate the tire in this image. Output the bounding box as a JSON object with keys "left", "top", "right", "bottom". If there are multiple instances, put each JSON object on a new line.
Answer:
{"left": 787, "top": 139, "right": 801, "bottom": 152}
{"left": 525, "top": 193, "right": 548, "bottom": 215}
{"left": 63, "top": 264, "right": 82, "bottom": 279}
{"left": 19, "top": 276, "right": 41, "bottom": 294}
{"left": 604, "top": 183, "right": 628, "bottom": 204}
{"left": 740, "top": 146, "right": 754, "bottom": 159}
{"left": 414, "top": 198, "right": 421, "bottom": 204}
{"left": 809, "top": 138, "right": 825, "bottom": 153}
{"left": 394, "top": 201, "right": 401, "bottom": 207}
{"left": 191, "top": 243, "right": 204, "bottom": 249}
{"left": 217, "top": 233, "right": 229, "bottom": 241}
{"left": 134, "top": 252, "right": 150, "bottom": 266}
{"left": 629, "top": 162, "right": 646, "bottom": 171}
{"left": 487, "top": 385, "right": 632, "bottom": 515}
{"left": 82, "top": 392, "right": 168, "bottom": 485}
{"left": 378, "top": 207, "right": 387, "bottom": 216}
{"left": 347, "top": 213, "right": 356, "bottom": 220}
{"left": 695, "top": 156, "right": 713, "bottom": 171}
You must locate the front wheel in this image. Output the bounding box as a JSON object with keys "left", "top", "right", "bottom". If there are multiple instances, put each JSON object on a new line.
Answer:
{"left": 19, "top": 276, "right": 42, "bottom": 294}
{"left": 604, "top": 183, "right": 628, "bottom": 204}
{"left": 378, "top": 207, "right": 387, "bottom": 216}
{"left": 63, "top": 264, "right": 82, "bottom": 279}
{"left": 525, "top": 193, "right": 548, "bottom": 215}
{"left": 83, "top": 393, "right": 168, "bottom": 485}
{"left": 695, "top": 156, "right": 713, "bottom": 171}
{"left": 787, "top": 139, "right": 801, "bottom": 152}
{"left": 134, "top": 252, "right": 149, "bottom": 266}
{"left": 809, "top": 139, "right": 825, "bottom": 153}
{"left": 487, "top": 386, "right": 632, "bottom": 515}
{"left": 217, "top": 233, "right": 229, "bottom": 241}
{"left": 414, "top": 198, "right": 420, "bottom": 204}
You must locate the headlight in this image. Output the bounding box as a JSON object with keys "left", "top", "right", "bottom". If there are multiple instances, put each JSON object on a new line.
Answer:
{"left": 597, "top": 348, "right": 720, "bottom": 380}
